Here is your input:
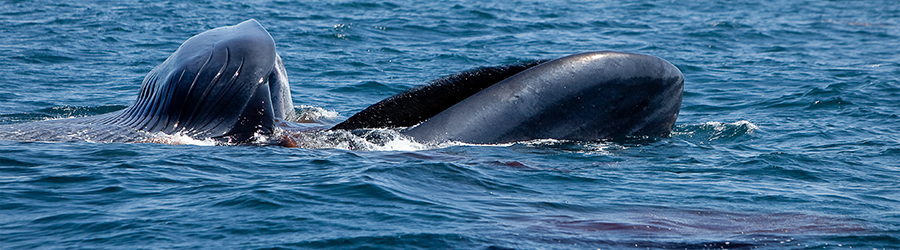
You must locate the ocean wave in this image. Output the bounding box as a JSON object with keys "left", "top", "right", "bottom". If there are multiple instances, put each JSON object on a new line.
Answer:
{"left": 674, "top": 120, "right": 758, "bottom": 142}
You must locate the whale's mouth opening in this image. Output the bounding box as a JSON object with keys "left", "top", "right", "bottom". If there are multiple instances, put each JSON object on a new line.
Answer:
{"left": 266, "top": 54, "right": 296, "bottom": 123}
{"left": 95, "top": 19, "right": 298, "bottom": 144}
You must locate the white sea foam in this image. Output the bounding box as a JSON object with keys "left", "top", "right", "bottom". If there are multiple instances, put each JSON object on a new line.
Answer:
{"left": 295, "top": 105, "right": 340, "bottom": 123}
{"left": 367, "top": 131, "right": 428, "bottom": 151}
{"left": 144, "top": 132, "right": 218, "bottom": 146}
{"left": 704, "top": 120, "right": 759, "bottom": 132}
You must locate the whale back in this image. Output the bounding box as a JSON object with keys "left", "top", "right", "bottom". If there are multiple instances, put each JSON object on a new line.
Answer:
{"left": 334, "top": 51, "right": 684, "bottom": 144}
{"left": 331, "top": 59, "right": 549, "bottom": 130}
{"left": 402, "top": 51, "right": 684, "bottom": 143}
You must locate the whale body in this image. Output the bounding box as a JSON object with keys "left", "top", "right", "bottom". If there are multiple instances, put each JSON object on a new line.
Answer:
{"left": 0, "top": 19, "right": 683, "bottom": 146}
{"left": 335, "top": 52, "right": 684, "bottom": 144}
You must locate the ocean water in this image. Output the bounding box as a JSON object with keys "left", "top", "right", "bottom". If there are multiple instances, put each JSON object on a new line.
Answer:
{"left": 1, "top": 0, "right": 899, "bottom": 249}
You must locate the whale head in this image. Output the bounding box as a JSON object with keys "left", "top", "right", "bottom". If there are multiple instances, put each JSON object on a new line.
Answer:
{"left": 111, "top": 19, "right": 295, "bottom": 142}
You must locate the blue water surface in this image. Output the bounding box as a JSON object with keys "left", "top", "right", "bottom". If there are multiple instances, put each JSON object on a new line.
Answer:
{"left": 1, "top": 0, "right": 899, "bottom": 249}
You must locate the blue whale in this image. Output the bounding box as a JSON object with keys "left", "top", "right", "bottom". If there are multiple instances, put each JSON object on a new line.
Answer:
{"left": 0, "top": 19, "right": 683, "bottom": 145}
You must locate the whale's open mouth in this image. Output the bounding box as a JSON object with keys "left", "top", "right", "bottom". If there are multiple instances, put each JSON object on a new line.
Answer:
{"left": 89, "top": 19, "right": 295, "bottom": 143}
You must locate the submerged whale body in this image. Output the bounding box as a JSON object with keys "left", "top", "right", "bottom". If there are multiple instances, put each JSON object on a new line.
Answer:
{"left": 0, "top": 19, "right": 684, "bottom": 146}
